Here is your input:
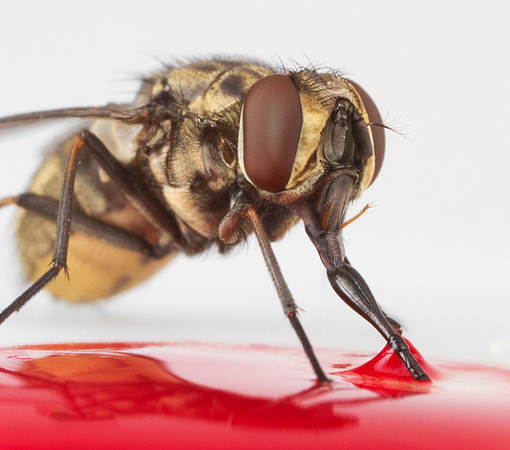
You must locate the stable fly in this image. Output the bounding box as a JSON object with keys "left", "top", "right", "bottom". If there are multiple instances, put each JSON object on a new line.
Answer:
{"left": 0, "top": 58, "right": 429, "bottom": 383}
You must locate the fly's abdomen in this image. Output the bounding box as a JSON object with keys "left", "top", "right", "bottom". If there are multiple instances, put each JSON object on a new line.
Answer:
{"left": 15, "top": 137, "right": 175, "bottom": 302}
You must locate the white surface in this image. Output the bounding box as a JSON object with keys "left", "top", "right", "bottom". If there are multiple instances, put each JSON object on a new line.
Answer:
{"left": 0, "top": 1, "right": 509, "bottom": 367}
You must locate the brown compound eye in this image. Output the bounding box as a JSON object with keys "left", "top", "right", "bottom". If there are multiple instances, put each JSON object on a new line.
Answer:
{"left": 242, "top": 74, "right": 302, "bottom": 192}
{"left": 348, "top": 80, "right": 385, "bottom": 185}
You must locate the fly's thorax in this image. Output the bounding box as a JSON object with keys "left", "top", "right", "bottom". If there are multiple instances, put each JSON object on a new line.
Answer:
{"left": 146, "top": 114, "right": 239, "bottom": 239}
{"left": 144, "top": 60, "right": 275, "bottom": 194}
{"left": 143, "top": 61, "right": 279, "bottom": 239}
{"left": 144, "top": 59, "right": 274, "bottom": 113}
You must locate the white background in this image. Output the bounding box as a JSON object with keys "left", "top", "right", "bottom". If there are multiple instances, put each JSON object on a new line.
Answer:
{"left": 0, "top": 1, "right": 508, "bottom": 368}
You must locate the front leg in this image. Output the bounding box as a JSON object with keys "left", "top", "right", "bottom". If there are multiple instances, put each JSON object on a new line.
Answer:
{"left": 327, "top": 261, "right": 429, "bottom": 381}
{"left": 291, "top": 174, "right": 430, "bottom": 381}
{"left": 219, "top": 192, "right": 331, "bottom": 384}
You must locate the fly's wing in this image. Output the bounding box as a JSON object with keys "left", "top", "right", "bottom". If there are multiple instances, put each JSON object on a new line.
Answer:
{"left": 0, "top": 103, "right": 183, "bottom": 133}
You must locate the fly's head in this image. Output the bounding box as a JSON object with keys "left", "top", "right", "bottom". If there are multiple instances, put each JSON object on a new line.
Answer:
{"left": 238, "top": 70, "right": 385, "bottom": 264}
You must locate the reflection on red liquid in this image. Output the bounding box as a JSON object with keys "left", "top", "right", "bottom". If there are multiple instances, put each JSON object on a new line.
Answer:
{"left": 0, "top": 341, "right": 509, "bottom": 449}
{"left": 8, "top": 348, "right": 357, "bottom": 427}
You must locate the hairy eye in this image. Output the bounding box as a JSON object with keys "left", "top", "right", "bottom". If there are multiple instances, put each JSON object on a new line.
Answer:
{"left": 348, "top": 80, "right": 385, "bottom": 185}
{"left": 242, "top": 74, "right": 302, "bottom": 192}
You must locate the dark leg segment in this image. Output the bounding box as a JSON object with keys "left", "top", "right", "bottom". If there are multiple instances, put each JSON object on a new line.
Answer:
{"left": 0, "top": 133, "right": 85, "bottom": 325}
{"left": 328, "top": 263, "right": 429, "bottom": 381}
{"left": 0, "top": 267, "right": 60, "bottom": 325}
{"left": 301, "top": 220, "right": 429, "bottom": 381}
{"left": 15, "top": 193, "right": 166, "bottom": 257}
{"left": 78, "top": 130, "right": 186, "bottom": 251}
{"left": 245, "top": 206, "right": 331, "bottom": 384}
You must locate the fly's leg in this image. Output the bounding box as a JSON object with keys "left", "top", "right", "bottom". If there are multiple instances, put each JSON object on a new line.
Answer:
{"left": 301, "top": 211, "right": 429, "bottom": 382}
{"left": 344, "top": 257, "right": 403, "bottom": 335}
{"left": 327, "top": 262, "right": 429, "bottom": 381}
{"left": 0, "top": 130, "right": 184, "bottom": 326}
{"left": 385, "top": 315, "right": 403, "bottom": 334}
{"left": 2, "top": 194, "right": 167, "bottom": 257}
{"left": 0, "top": 135, "right": 83, "bottom": 324}
{"left": 77, "top": 130, "right": 186, "bottom": 250}
{"left": 219, "top": 193, "right": 331, "bottom": 384}
{"left": 246, "top": 206, "right": 331, "bottom": 384}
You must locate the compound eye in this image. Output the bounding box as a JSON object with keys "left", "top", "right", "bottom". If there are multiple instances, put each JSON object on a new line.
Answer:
{"left": 349, "top": 80, "right": 385, "bottom": 185}
{"left": 242, "top": 74, "right": 302, "bottom": 192}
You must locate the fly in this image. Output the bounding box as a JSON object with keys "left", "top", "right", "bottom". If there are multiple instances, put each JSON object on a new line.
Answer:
{"left": 0, "top": 58, "right": 429, "bottom": 383}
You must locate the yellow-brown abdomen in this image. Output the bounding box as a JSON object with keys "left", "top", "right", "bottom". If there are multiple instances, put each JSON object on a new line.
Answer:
{"left": 15, "top": 136, "right": 175, "bottom": 302}
{"left": 16, "top": 215, "right": 174, "bottom": 302}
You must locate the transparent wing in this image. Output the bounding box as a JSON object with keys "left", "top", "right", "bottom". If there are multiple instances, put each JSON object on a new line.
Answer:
{"left": 0, "top": 103, "right": 180, "bottom": 133}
